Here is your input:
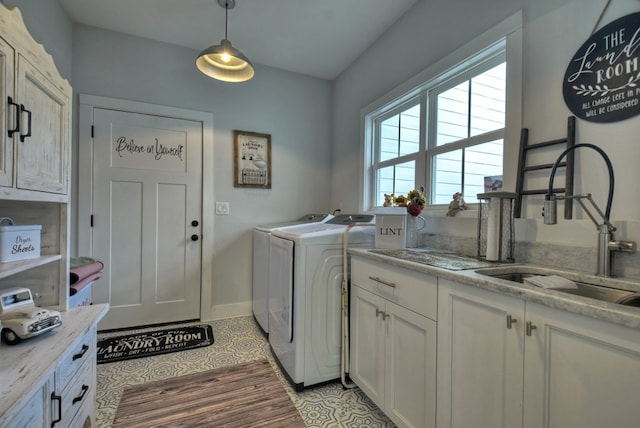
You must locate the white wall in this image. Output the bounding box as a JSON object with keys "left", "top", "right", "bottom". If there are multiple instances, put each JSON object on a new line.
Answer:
{"left": 332, "top": 0, "right": 640, "bottom": 250}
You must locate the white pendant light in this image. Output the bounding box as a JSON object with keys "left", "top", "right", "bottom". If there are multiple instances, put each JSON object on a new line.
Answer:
{"left": 196, "top": 0, "right": 254, "bottom": 82}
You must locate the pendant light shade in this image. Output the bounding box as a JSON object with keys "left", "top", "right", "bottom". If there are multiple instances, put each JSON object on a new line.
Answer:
{"left": 196, "top": 0, "right": 254, "bottom": 82}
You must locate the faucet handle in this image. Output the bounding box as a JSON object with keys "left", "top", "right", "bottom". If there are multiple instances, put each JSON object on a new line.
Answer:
{"left": 609, "top": 240, "right": 636, "bottom": 253}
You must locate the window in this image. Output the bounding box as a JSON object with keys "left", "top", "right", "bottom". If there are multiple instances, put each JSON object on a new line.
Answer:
{"left": 374, "top": 103, "right": 421, "bottom": 204}
{"left": 365, "top": 37, "right": 513, "bottom": 210}
{"left": 431, "top": 61, "right": 506, "bottom": 204}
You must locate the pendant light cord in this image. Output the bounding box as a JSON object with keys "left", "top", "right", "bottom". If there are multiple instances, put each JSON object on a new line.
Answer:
{"left": 224, "top": 1, "right": 229, "bottom": 40}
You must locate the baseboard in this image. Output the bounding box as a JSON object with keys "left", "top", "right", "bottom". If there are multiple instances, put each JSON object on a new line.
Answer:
{"left": 206, "top": 301, "right": 252, "bottom": 321}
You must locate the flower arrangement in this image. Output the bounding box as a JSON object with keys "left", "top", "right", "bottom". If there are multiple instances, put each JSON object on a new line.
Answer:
{"left": 392, "top": 186, "right": 427, "bottom": 216}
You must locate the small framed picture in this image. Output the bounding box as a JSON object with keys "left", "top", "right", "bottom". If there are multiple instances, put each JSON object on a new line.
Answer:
{"left": 233, "top": 130, "right": 271, "bottom": 188}
{"left": 484, "top": 175, "right": 503, "bottom": 192}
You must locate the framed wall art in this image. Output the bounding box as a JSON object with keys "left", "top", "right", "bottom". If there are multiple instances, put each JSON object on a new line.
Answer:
{"left": 233, "top": 130, "right": 271, "bottom": 188}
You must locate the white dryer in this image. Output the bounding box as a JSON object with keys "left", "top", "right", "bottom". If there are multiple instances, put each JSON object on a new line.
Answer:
{"left": 268, "top": 214, "right": 375, "bottom": 390}
{"left": 252, "top": 213, "right": 332, "bottom": 334}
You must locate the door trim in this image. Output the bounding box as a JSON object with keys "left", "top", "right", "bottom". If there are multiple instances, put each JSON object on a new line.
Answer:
{"left": 77, "top": 94, "right": 214, "bottom": 321}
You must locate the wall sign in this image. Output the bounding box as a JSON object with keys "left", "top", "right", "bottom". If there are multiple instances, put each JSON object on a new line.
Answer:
{"left": 111, "top": 124, "right": 186, "bottom": 172}
{"left": 233, "top": 130, "right": 271, "bottom": 188}
{"left": 563, "top": 12, "right": 640, "bottom": 123}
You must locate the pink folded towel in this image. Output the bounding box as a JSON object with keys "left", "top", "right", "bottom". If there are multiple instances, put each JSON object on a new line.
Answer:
{"left": 70, "top": 271, "right": 102, "bottom": 295}
{"left": 70, "top": 261, "right": 104, "bottom": 285}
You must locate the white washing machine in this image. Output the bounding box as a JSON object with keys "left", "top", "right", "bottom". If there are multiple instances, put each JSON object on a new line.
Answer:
{"left": 268, "top": 214, "right": 375, "bottom": 390}
{"left": 252, "top": 213, "right": 332, "bottom": 334}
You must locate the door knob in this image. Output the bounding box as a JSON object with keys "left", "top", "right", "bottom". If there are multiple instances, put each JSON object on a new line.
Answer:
{"left": 191, "top": 220, "right": 199, "bottom": 227}
{"left": 191, "top": 234, "right": 199, "bottom": 241}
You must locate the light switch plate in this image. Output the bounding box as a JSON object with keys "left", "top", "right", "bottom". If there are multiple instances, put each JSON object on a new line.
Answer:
{"left": 215, "top": 202, "right": 230, "bottom": 215}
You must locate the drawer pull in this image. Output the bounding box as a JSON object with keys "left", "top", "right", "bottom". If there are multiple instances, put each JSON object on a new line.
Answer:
{"left": 506, "top": 314, "right": 518, "bottom": 329}
{"left": 72, "top": 384, "right": 89, "bottom": 405}
{"left": 73, "top": 344, "right": 89, "bottom": 361}
{"left": 51, "top": 392, "right": 62, "bottom": 427}
{"left": 526, "top": 321, "right": 537, "bottom": 336}
{"left": 369, "top": 276, "right": 397, "bottom": 288}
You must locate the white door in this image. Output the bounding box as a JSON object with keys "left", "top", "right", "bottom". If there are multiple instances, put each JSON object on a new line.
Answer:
{"left": 91, "top": 108, "right": 202, "bottom": 330}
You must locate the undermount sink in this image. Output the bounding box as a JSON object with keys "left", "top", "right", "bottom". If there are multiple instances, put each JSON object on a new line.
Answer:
{"left": 474, "top": 266, "right": 640, "bottom": 307}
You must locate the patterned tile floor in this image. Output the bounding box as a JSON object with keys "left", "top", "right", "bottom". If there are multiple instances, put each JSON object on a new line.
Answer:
{"left": 95, "top": 316, "right": 395, "bottom": 427}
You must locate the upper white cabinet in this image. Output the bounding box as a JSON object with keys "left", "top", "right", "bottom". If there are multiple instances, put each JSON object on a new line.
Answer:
{"left": 0, "top": 35, "right": 14, "bottom": 188}
{"left": 15, "top": 54, "right": 69, "bottom": 195}
{"left": 0, "top": 5, "right": 71, "bottom": 201}
{"left": 0, "top": 4, "right": 72, "bottom": 310}
{"left": 0, "top": 6, "right": 104, "bottom": 428}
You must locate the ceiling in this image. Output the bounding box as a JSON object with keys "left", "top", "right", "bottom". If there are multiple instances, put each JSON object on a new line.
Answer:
{"left": 58, "top": 0, "right": 418, "bottom": 80}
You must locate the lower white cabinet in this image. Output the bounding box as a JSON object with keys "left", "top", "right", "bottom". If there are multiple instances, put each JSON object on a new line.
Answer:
{"left": 53, "top": 324, "right": 98, "bottom": 427}
{"left": 522, "top": 302, "right": 640, "bottom": 428}
{"left": 1, "top": 305, "right": 108, "bottom": 428}
{"left": 350, "top": 257, "right": 437, "bottom": 428}
{"left": 8, "top": 375, "right": 53, "bottom": 428}
{"left": 437, "top": 278, "right": 525, "bottom": 428}
{"left": 437, "top": 278, "right": 640, "bottom": 428}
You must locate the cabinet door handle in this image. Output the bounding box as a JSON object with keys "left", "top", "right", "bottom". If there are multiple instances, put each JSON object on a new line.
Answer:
{"left": 526, "top": 321, "right": 537, "bottom": 336}
{"left": 72, "top": 384, "right": 89, "bottom": 405}
{"left": 19, "top": 104, "right": 32, "bottom": 142}
{"left": 73, "top": 344, "right": 89, "bottom": 361}
{"left": 375, "top": 308, "right": 389, "bottom": 320}
{"left": 7, "top": 96, "right": 19, "bottom": 137}
{"left": 506, "top": 314, "right": 518, "bottom": 329}
{"left": 368, "top": 276, "right": 396, "bottom": 288}
{"left": 51, "top": 392, "right": 62, "bottom": 427}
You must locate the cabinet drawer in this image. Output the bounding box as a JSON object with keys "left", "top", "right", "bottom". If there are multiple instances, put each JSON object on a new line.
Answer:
{"left": 352, "top": 257, "right": 437, "bottom": 320}
{"left": 56, "top": 326, "right": 96, "bottom": 391}
{"left": 59, "top": 360, "right": 94, "bottom": 426}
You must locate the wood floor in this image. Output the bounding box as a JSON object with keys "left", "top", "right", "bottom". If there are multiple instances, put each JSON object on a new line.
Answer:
{"left": 112, "top": 359, "right": 305, "bottom": 427}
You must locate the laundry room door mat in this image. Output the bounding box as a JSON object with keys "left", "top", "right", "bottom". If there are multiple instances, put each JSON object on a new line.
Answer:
{"left": 111, "top": 359, "right": 305, "bottom": 428}
{"left": 97, "top": 324, "right": 214, "bottom": 364}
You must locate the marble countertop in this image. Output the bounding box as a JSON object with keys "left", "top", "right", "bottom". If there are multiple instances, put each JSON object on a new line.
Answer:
{"left": 0, "top": 303, "right": 109, "bottom": 426}
{"left": 350, "top": 248, "right": 640, "bottom": 330}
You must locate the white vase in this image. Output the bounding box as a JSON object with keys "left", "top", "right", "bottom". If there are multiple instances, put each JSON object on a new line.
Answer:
{"left": 405, "top": 215, "right": 425, "bottom": 248}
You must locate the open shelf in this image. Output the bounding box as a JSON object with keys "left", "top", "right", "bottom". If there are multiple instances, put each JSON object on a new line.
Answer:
{"left": 0, "top": 255, "right": 63, "bottom": 280}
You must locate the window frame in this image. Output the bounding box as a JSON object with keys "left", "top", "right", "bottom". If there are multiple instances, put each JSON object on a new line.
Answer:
{"left": 360, "top": 12, "right": 522, "bottom": 213}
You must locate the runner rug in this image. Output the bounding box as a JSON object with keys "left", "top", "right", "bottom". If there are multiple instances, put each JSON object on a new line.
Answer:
{"left": 97, "top": 324, "right": 214, "bottom": 364}
{"left": 111, "top": 359, "right": 306, "bottom": 428}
